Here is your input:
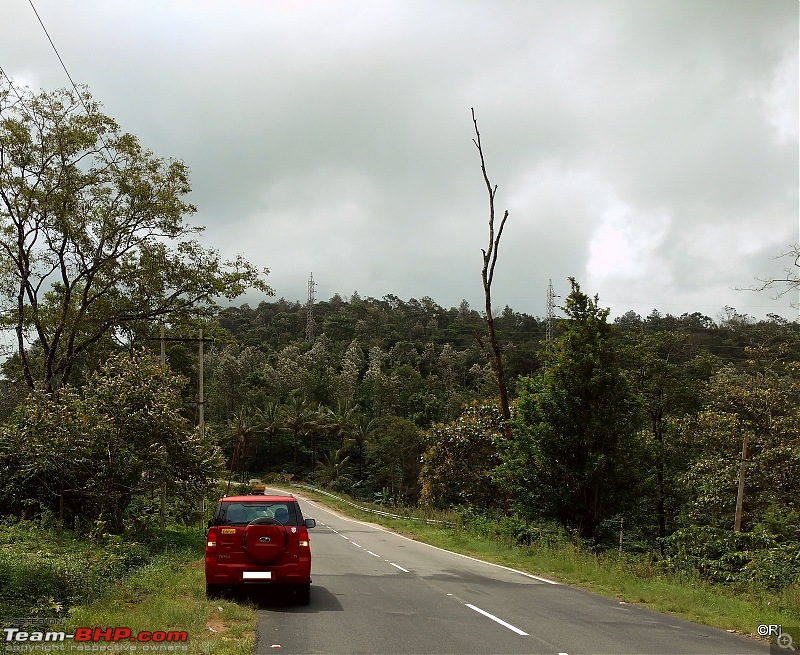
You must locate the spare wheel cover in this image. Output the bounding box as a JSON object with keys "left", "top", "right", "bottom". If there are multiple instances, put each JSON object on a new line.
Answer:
{"left": 242, "top": 518, "right": 288, "bottom": 564}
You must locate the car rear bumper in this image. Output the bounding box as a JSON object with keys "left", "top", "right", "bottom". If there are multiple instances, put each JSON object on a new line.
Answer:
{"left": 205, "top": 558, "right": 311, "bottom": 585}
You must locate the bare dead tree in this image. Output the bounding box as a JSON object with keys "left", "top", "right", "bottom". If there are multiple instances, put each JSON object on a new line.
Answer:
{"left": 471, "top": 108, "right": 512, "bottom": 438}
{"left": 738, "top": 244, "right": 800, "bottom": 309}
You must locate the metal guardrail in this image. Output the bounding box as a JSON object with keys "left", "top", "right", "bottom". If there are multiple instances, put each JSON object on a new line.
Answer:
{"left": 297, "top": 485, "right": 455, "bottom": 527}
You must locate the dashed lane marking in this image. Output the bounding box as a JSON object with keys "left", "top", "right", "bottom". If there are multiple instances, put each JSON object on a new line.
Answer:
{"left": 294, "top": 494, "right": 558, "bottom": 584}
{"left": 464, "top": 603, "right": 528, "bottom": 636}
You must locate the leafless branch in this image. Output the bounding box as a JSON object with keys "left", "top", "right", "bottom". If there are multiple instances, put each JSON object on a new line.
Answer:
{"left": 471, "top": 108, "right": 512, "bottom": 435}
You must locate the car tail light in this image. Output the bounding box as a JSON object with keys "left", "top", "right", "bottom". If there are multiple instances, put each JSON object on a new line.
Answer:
{"left": 298, "top": 526, "right": 309, "bottom": 548}
{"left": 206, "top": 527, "right": 218, "bottom": 549}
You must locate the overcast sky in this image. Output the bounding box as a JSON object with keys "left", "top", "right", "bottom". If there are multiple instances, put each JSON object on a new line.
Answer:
{"left": 3, "top": 0, "right": 798, "bottom": 322}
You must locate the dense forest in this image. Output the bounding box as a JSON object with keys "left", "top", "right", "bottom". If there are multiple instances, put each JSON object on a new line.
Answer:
{"left": 172, "top": 286, "right": 797, "bottom": 593}
{"left": 149, "top": 288, "right": 798, "bottom": 554}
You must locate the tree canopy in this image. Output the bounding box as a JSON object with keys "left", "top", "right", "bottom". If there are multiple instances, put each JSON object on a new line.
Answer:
{"left": 496, "top": 279, "right": 644, "bottom": 540}
{"left": 0, "top": 350, "right": 223, "bottom": 530}
{"left": 0, "top": 81, "right": 271, "bottom": 391}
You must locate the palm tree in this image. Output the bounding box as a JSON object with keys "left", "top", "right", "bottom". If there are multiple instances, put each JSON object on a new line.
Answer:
{"left": 283, "top": 393, "right": 318, "bottom": 476}
{"left": 322, "top": 398, "right": 358, "bottom": 449}
{"left": 352, "top": 413, "right": 377, "bottom": 482}
{"left": 225, "top": 405, "right": 261, "bottom": 494}
{"left": 315, "top": 443, "right": 354, "bottom": 489}
{"left": 259, "top": 400, "right": 284, "bottom": 468}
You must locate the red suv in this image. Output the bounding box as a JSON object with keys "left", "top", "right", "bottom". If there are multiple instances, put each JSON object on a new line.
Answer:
{"left": 204, "top": 492, "right": 316, "bottom": 604}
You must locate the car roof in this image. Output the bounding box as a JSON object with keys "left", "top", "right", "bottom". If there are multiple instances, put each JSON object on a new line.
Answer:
{"left": 219, "top": 494, "right": 297, "bottom": 503}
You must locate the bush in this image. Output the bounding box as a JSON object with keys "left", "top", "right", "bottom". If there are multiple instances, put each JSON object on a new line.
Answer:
{"left": 0, "top": 519, "right": 202, "bottom": 616}
{"left": 456, "top": 507, "right": 572, "bottom": 549}
{"left": 662, "top": 525, "right": 800, "bottom": 589}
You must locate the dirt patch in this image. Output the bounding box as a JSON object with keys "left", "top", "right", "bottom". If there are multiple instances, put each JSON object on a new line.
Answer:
{"left": 206, "top": 607, "right": 227, "bottom": 634}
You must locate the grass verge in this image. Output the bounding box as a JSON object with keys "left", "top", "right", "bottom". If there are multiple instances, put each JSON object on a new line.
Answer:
{"left": 0, "top": 521, "right": 255, "bottom": 655}
{"left": 62, "top": 556, "right": 256, "bottom": 655}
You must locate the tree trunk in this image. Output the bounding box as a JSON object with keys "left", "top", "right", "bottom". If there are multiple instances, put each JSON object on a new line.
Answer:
{"left": 471, "top": 108, "right": 512, "bottom": 438}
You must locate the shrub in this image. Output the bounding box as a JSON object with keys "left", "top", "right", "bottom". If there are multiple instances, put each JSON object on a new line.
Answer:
{"left": 662, "top": 525, "right": 799, "bottom": 589}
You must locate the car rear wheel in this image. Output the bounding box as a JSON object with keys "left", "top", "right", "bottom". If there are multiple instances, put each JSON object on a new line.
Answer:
{"left": 206, "top": 583, "right": 224, "bottom": 599}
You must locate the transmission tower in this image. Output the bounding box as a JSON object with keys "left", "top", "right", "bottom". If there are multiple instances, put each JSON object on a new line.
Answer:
{"left": 546, "top": 279, "right": 556, "bottom": 342}
{"left": 306, "top": 272, "right": 317, "bottom": 342}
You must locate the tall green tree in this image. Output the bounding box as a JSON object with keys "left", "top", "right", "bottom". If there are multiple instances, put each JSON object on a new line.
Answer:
{"left": 365, "top": 416, "right": 423, "bottom": 503}
{"left": 0, "top": 81, "right": 271, "bottom": 391}
{"left": 497, "top": 278, "right": 643, "bottom": 540}
{"left": 618, "top": 328, "right": 709, "bottom": 548}
{"left": 282, "top": 393, "right": 319, "bottom": 475}
{"left": 0, "top": 350, "right": 222, "bottom": 530}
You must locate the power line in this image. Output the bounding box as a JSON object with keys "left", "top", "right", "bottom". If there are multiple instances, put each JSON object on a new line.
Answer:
{"left": 23, "top": 0, "right": 117, "bottom": 168}
{"left": 27, "top": 0, "right": 80, "bottom": 96}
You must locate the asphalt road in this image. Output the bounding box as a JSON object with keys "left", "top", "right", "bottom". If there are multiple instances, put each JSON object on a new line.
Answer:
{"left": 252, "top": 493, "right": 770, "bottom": 655}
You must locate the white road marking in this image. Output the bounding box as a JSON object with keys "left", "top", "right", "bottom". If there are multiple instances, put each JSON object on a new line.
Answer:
{"left": 341, "top": 534, "right": 349, "bottom": 540}
{"left": 367, "top": 550, "right": 380, "bottom": 558}
{"left": 295, "top": 494, "right": 558, "bottom": 584}
{"left": 464, "top": 604, "right": 528, "bottom": 636}
{"left": 390, "top": 562, "right": 410, "bottom": 572}
{"left": 351, "top": 542, "right": 362, "bottom": 548}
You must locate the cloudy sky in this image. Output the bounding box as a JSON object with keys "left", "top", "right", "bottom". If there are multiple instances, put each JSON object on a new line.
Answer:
{"left": 3, "top": 0, "right": 798, "bottom": 321}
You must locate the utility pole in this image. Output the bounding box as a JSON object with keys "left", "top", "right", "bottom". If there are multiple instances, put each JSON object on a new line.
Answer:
{"left": 198, "top": 329, "right": 205, "bottom": 436}
{"left": 734, "top": 429, "right": 749, "bottom": 532}
{"left": 150, "top": 330, "right": 214, "bottom": 425}
{"left": 159, "top": 324, "right": 166, "bottom": 528}
{"left": 151, "top": 327, "right": 213, "bottom": 530}
{"left": 306, "top": 272, "right": 317, "bottom": 343}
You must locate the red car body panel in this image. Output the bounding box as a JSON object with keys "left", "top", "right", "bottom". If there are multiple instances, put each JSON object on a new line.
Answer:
{"left": 204, "top": 494, "right": 313, "bottom": 593}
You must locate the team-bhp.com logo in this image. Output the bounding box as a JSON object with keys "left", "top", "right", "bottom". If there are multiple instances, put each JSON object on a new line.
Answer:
{"left": 3, "top": 627, "right": 188, "bottom": 645}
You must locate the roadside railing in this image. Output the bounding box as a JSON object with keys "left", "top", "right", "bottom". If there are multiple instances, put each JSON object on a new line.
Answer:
{"left": 296, "top": 485, "right": 455, "bottom": 527}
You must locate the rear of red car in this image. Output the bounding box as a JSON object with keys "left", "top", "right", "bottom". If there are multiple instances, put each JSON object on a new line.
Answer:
{"left": 204, "top": 494, "right": 315, "bottom": 604}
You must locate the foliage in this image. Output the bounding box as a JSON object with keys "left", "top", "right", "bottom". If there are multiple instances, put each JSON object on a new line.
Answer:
{"left": 680, "top": 366, "right": 800, "bottom": 530}
{"left": 0, "top": 518, "right": 200, "bottom": 617}
{"left": 419, "top": 401, "right": 505, "bottom": 509}
{"left": 0, "top": 351, "right": 223, "bottom": 530}
{"left": 0, "top": 81, "right": 271, "bottom": 392}
{"left": 662, "top": 525, "right": 800, "bottom": 590}
{"left": 364, "top": 415, "right": 424, "bottom": 503}
{"left": 315, "top": 445, "right": 354, "bottom": 491}
{"left": 497, "top": 279, "right": 644, "bottom": 540}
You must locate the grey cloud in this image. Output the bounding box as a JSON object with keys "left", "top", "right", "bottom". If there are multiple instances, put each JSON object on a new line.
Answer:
{"left": 2, "top": 0, "right": 797, "bottom": 319}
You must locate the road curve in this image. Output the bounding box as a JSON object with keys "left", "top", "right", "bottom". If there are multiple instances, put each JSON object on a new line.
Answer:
{"left": 253, "top": 492, "right": 768, "bottom": 655}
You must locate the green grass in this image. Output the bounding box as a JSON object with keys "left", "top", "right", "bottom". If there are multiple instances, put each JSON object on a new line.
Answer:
{"left": 64, "top": 556, "right": 255, "bottom": 655}
{"left": 0, "top": 520, "right": 255, "bottom": 655}
{"left": 290, "top": 485, "right": 800, "bottom": 639}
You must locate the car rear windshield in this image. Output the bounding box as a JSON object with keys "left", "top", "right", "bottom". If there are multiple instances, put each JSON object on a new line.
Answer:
{"left": 214, "top": 501, "right": 303, "bottom": 526}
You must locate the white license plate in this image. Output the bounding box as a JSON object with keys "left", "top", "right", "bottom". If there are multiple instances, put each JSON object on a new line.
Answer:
{"left": 242, "top": 571, "right": 272, "bottom": 580}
